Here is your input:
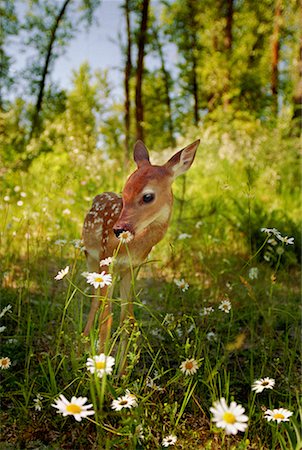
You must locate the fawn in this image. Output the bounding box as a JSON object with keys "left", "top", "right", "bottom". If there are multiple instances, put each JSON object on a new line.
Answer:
{"left": 82, "top": 139, "right": 200, "bottom": 355}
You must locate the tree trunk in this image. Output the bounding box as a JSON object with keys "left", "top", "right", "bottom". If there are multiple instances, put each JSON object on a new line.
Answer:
{"left": 271, "top": 0, "right": 282, "bottom": 116}
{"left": 30, "top": 0, "right": 71, "bottom": 138}
{"left": 124, "top": 0, "right": 132, "bottom": 168}
{"left": 223, "top": 0, "right": 233, "bottom": 108}
{"left": 153, "top": 26, "right": 175, "bottom": 146}
{"left": 187, "top": 0, "right": 199, "bottom": 125}
{"left": 291, "top": 36, "right": 302, "bottom": 136}
{"left": 135, "top": 0, "right": 149, "bottom": 141}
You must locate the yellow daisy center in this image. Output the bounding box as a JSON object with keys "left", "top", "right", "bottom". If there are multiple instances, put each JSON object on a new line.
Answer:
{"left": 185, "top": 361, "right": 194, "bottom": 370}
{"left": 95, "top": 277, "right": 104, "bottom": 283}
{"left": 119, "top": 400, "right": 129, "bottom": 405}
{"left": 223, "top": 412, "right": 236, "bottom": 424}
{"left": 273, "top": 413, "right": 285, "bottom": 419}
{"left": 262, "top": 381, "right": 269, "bottom": 385}
{"left": 66, "top": 404, "right": 82, "bottom": 414}
{"left": 96, "top": 361, "right": 106, "bottom": 370}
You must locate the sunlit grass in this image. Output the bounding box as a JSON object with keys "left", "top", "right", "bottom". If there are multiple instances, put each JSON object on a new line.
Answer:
{"left": 0, "top": 122, "right": 301, "bottom": 448}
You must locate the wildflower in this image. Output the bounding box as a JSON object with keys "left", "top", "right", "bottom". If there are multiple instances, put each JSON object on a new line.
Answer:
{"left": 0, "top": 304, "right": 12, "bottom": 319}
{"left": 70, "top": 239, "right": 83, "bottom": 249}
{"left": 264, "top": 408, "right": 293, "bottom": 423}
{"left": 52, "top": 394, "right": 95, "bottom": 421}
{"left": 3, "top": 196, "right": 10, "bottom": 202}
{"left": 195, "top": 221, "right": 203, "bottom": 228}
{"left": 54, "top": 239, "right": 67, "bottom": 246}
{"left": 276, "top": 235, "right": 294, "bottom": 245}
{"left": 117, "top": 230, "right": 133, "bottom": 243}
{"left": 146, "top": 376, "right": 164, "bottom": 391}
{"left": 17, "top": 200, "right": 23, "bottom": 206}
{"left": 206, "top": 331, "right": 217, "bottom": 341}
{"left": 0, "top": 357, "right": 11, "bottom": 369}
{"left": 178, "top": 233, "right": 192, "bottom": 240}
{"left": 201, "top": 306, "right": 214, "bottom": 316}
{"left": 20, "top": 192, "right": 27, "bottom": 198}
{"left": 252, "top": 377, "right": 275, "bottom": 394}
{"left": 62, "top": 208, "right": 71, "bottom": 215}
{"left": 54, "top": 266, "right": 69, "bottom": 280}
{"left": 260, "top": 228, "right": 281, "bottom": 237}
{"left": 0, "top": 326, "right": 6, "bottom": 333}
{"left": 174, "top": 278, "right": 189, "bottom": 292}
{"left": 162, "top": 434, "right": 177, "bottom": 447}
{"left": 86, "top": 271, "right": 112, "bottom": 289}
{"left": 14, "top": 185, "right": 21, "bottom": 192}
{"left": 111, "top": 391, "right": 138, "bottom": 411}
{"left": 86, "top": 354, "right": 115, "bottom": 378}
{"left": 218, "top": 299, "right": 232, "bottom": 313}
{"left": 100, "top": 257, "right": 113, "bottom": 266}
{"left": 34, "top": 393, "right": 43, "bottom": 411}
{"left": 180, "top": 358, "right": 199, "bottom": 375}
{"left": 137, "top": 424, "right": 145, "bottom": 441}
{"left": 248, "top": 267, "right": 258, "bottom": 280}
{"left": 210, "top": 397, "right": 248, "bottom": 435}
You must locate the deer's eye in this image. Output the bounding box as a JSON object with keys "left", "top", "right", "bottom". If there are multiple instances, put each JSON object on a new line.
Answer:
{"left": 142, "top": 193, "right": 155, "bottom": 203}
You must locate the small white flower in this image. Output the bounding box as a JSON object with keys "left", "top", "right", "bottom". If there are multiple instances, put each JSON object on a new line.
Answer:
{"left": 100, "top": 257, "right": 113, "bottom": 266}
{"left": 111, "top": 392, "right": 138, "bottom": 411}
{"left": 252, "top": 377, "right": 275, "bottom": 393}
{"left": 206, "top": 331, "right": 217, "bottom": 341}
{"left": 195, "top": 221, "right": 203, "bottom": 228}
{"left": 52, "top": 394, "right": 95, "bottom": 421}
{"left": 54, "top": 266, "right": 69, "bottom": 280}
{"left": 0, "top": 304, "right": 12, "bottom": 319}
{"left": 34, "top": 393, "right": 43, "bottom": 411}
{"left": 20, "top": 192, "right": 27, "bottom": 197}
{"left": 54, "top": 239, "right": 67, "bottom": 246}
{"left": 14, "top": 185, "right": 21, "bottom": 192}
{"left": 62, "top": 208, "right": 71, "bottom": 215}
{"left": 261, "top": 228, "right": 281, "bottom": 237}
{"left": 264, "top": 408, "right": 293, "bottom": 423}
{"left": 146, "top": 376, "right": 164, "bottom": 391}
{"left": 178, "top": 233, "right": 192, "bottom": 240}
{"left": 0, "top": 357, "right": 11, "bottom": 369}
{"left": 3, "top": 196, "right": 10, "bottom": 202}
{"left": 17, "top": 200, "right": 23, "bottom": 206}
{"left": 117, "top": 230, "right": 133, "bottom": 243}
{"left": 86, "top": 354, "right": 115, "bottom": 378}
{"left": 86, "top": 271, "right": 112, "bottom": 289}
{"left": 210, "top": 397, "right": 248, "bottom": 435}
{"left": 201, "top": 306, "right": 215, "bottom": 316}
{"left": 276, "top": 235, "right": 294, "bottom": 245}
{"left": 70, "top": 239, "right": 83, "bottom": 249}
{"left": 162, "top": 434, "right": 177, "bottom": 447}
{"left": 248, "top": 267, "right": 258, "bottom": 280}
{"left": 180, "top": 358, "right": 199, "bottom": 375}
{"left": 174, "top": 278, "right": 189, "bottom": 292}
{"left": 218, "top": 299, "right": 232, "bottom": 313}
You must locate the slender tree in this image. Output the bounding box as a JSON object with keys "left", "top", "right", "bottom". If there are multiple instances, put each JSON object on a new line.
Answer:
{"left": 271, "top": 0, "right": 282, "bottom": 115}
{"left": 135, "top": 0, "right": 150, "bottom": 141}
{"left": 124, "top": 0, "right": 133, "bottom": 168}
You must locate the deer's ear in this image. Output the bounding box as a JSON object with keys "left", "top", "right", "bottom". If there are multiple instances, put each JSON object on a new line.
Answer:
{"left": 164, "top": 140, "right": 200, "bottom": 179}
{"left": 134, "top": 140, "right": 150, "bottom": 168}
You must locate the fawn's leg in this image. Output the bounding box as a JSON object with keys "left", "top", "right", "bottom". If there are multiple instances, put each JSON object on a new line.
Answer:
{"left": 119, "top": 270, "right": 135, "bottom": 374}
{"left": 83, "top": 254, "right": 100, "bottom": 336}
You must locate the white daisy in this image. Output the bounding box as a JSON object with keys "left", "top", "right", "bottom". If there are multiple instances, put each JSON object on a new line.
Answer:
{"left": 0, "top": 304, "right": 12, "bottom": 319}
{"left": 248, "top": 267, "right": 258, "bottom": 280}
{"left": 218, "top": 299, "right": 232, "bottom": 313}
{"left": 86, "top": 354, "right": 115, "bottom": 378}
{"left": 86, "top": 271, "right": 112, "bottom": 289}
{"left": 34, "top": 393, "right": 43, "bottom": 411}
{"left": 51, "top": 394, "right": 95, "bottom": 421}
{"left": 210, "top": 397, "right": 248, "bottom": 435}
{"left": 178, "top": 233, "right": 192, "bottom": 240}
{"left": 264, "top": 408, "right": 293, "bottom": 423}
{"left": 174, "top": 278, "right": 189, "bottom": 292}
{"left": 100, "top": 257, "right": 113, "bottom": 266}
{"left": 276, "top": 235, "right": 294, "bottom": 245}
{"left": 111, "top": 392, "right": 138, "bottom": 411}
{"left": 260, "top": 228, "right": 281, "bottom": 237}
{"left": 251, "top": 377, "right": 275, "bottom": 393}
{"left": 54, "top": 266, "right": 69, "bottom": 280}
{"left": 162, "top": 434, "right": 177, "bottom": 447}
{"left": 201, "top": 306, "right": 214, "bottom": 316}
{"left": 117, "top": 230, "right": 133, "bottom": 243}
{"left": 180, "top": 358, "right": 199, "bottom": 375}
{"left": 0, "top": 357, "right": 11, "bottom": 369}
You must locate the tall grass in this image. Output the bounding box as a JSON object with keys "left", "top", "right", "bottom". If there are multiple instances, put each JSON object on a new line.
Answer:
{"left": 0, "top": 120, "right": 301, "bottom": 448}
